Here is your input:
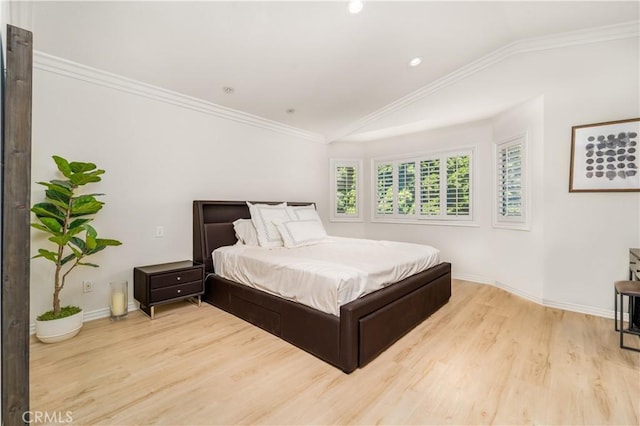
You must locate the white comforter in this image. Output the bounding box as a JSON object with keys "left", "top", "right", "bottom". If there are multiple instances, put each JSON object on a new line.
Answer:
{"left": 213, "top": 236, "right": 440, "bottom": 316}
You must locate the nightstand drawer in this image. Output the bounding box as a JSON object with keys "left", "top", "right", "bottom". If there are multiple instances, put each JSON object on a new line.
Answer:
{"left": 150, "top": 281, "right": 202, "bottom": 303}
{"left": 149, "top": 269, "right": 203, "bottom": 289}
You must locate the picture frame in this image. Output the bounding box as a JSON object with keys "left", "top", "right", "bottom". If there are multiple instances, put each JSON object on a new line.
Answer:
{"left": 569, "top": 118, "right": 640, "bottom": 192}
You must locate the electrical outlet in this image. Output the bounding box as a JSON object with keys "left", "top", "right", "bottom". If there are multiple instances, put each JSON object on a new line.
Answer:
{"left": 156, "top": 226, "right": 164, "bottom": 238}
{"left": 83, "top": 280, "right": 93, "bottom": 293}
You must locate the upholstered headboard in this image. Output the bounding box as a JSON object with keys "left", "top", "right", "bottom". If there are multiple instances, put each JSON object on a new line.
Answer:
{"left": 192, "top": 200, "right": 314, "bottom": 273}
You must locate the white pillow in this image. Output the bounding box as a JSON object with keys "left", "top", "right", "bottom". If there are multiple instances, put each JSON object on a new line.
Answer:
{"left": 247, "top": 202, "right": 294, "bottom": 248}
{"left": 287, "top": 204, "right": 322, "bottom": 223}
{"left": 232, "top": 219, "right": 259, "bottom": 246}
{"left": 274, "top": 219, "right": 328, "bottom": 248}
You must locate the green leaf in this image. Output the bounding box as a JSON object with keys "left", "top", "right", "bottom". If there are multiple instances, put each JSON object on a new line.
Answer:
{"left": 69, "top": 237, "right": 85, "bottom": 251}
{"left": 48, "top": 234, "right": 72, "bottom": 246}
{"left": 78, "top": 193, "right": 105, "bottom": 198}
{"left": 45, "top": 188, "right": 71, "bottom": 205}
{"left": 95, "top": 238, "right": 122, "bottom": 247}
{"left": 69, "top": 161, "right": 97, "bottom": 173}
{"left": 85, "top": 235, "right": 97, "bottom": 251}
{"left": 37, "top": 181, "right": 72, "bottom": 196}
{"left": 45, "top": 198, "right": 70, "bottom": 212}
{"left": 70, "top": 170, "right": 104, "bottom": 186}
{"left": 53, "top": 156, "right": 72, "bottom": 178}
{"left": 38, "top": 217, "right": 63, "bottom": 234}
{"left": 70, "top": 198, "right": 103, "bottom": 216}
{"left": 31, "top": 203, "right": 65, "bottom": 221}
{"left": 73, "top": 195, "right": 98, "bottom": 203}
{"left": 50, "top": 179, "right": 72, "bottom": 189}
{"left": 66, "top": 226, "right": 84, "bottom": 237}
{"left": 60, "top": 253, "right": 76, "bottom": 265}
{"left": 69, "top": 246, "right": 83, "bottom": 258}
{"left": 85, "top": 224, "right": 97, "bottom": 238}
{"left": 86, "top": 246, "right": 106, "bottom": 255}
{"left": 33, "top": 249, "right": 58, "bottom": 263}
{"left": 78, "top": 262, "right": 99, "bottom": 268}
{"left": 31, "top": 223, "right": 55, "bottom": 234}
{"left": 68, "top": 218, "right": 91, "bottom": 229}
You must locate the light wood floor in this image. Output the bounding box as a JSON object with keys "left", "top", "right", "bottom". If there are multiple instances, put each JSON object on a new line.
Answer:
{"left": 31, "top": 280, "right": 640, "bottom": 425}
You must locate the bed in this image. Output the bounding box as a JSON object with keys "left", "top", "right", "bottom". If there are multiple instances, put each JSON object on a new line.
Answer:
{"left": 193, "top": 200, "right": 451, "bottom": 373}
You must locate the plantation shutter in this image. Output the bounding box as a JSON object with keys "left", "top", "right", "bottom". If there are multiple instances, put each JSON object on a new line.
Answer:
{"left": 496, "top": 138, "right": 526, "bottom": 224}
{"left": 497, "top": 144, "right": 522, "bottom": 218}
{"left": 445, "top": 154, "right": 470, "bottom": 217}
{"left": 335, "top": 165, "right": 357, "bottom": 215}
{"left": 376, "top": 163, "right": 394, "bottom": 215}
{"left": 419, "top": 159, "right": 440, "bottom": 216}
{"left": 330, "top": 159, "right": 362, "bottom": 222}
{"left": 397, "top": 161, "right": 416, "bottom": 215}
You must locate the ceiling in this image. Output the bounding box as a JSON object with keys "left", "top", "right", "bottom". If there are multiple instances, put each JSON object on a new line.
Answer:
{"left": 30, "top": 1, "right": 639, "bottom": 141}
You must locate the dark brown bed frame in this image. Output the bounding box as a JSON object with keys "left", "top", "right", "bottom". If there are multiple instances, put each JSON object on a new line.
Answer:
{"left": 193, "top": 200, "right": 451, "bottom": 373}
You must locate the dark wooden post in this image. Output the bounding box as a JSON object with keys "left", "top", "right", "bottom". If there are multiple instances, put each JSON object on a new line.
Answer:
{"left": 2, "top": 24, "right": 33, "bottom": 425}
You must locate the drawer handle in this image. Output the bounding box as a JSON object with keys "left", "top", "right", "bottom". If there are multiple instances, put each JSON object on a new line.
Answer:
{"left": 177, "top": 289, "right": 181, "bottom": 293}
{"left": 177, "top": 277, "right": 181, "bottom": 281}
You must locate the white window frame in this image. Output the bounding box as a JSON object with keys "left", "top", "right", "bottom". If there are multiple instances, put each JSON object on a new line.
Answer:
{"left": 330, "top": 159, "right": 363, "bottom": 222}
{"left": 371, "top": 146, "right": 476, "bottom": 226}
{"left": 493, "top": 133, "right": 530, "bottom": 230}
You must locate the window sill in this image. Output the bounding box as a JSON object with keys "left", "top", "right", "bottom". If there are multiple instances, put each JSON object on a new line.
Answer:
{"left": 330, "top": 217, "right": 364, "bottom": 223}
{"left": 371, "top": 218, "right": 479, "bottom": 228}
{"left": 492, "top": 222, "right": 531, "bottom": 231}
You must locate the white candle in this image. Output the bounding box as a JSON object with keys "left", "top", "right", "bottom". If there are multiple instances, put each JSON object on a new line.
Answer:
{"left": 111, "top": 292, "right": 126, "bottom": 316}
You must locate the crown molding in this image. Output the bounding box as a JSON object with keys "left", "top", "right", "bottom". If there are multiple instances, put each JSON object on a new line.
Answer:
{"left": 33, "top": 51, "right": 326, "bottom": 144}
{"left": 33, "top": 20, "right": 639, "bottom": 145}
{"left": 327, "top": 20, "right": 640, "bottom": 143}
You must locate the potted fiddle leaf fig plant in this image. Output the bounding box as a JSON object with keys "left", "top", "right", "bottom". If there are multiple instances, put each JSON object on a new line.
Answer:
{"left": 31, "top": 155, "right": 122, "bottom": 343}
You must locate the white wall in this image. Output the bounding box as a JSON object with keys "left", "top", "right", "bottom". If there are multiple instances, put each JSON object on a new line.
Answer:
{"left": 490, "top": 96, "right": 545, "bottom": 301}
{"left": 329, "top": 36, "right": 640, "bottom": 318}
{"left": 540, "top": 41, "right": 640, "bottom": 314}
{"left": 30, "top": 66, "right": 328, "bottom": 323}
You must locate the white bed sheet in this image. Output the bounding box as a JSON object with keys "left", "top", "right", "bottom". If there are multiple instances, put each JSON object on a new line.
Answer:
{"left": 213, "top": 236, "right": 440, "bottom": 316}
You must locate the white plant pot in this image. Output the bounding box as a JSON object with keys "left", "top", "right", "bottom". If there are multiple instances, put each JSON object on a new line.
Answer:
{"left": 35, "top": 309, "right": 83, "bottom": 343}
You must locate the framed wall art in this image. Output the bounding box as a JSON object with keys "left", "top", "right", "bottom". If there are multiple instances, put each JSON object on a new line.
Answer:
{"left": 569, "top": 118, "right": 640, "bottom": 192}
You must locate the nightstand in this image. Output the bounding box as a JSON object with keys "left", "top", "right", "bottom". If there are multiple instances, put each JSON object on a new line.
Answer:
{"left": 133, "top": 260, "right": 205, "bottom": 319}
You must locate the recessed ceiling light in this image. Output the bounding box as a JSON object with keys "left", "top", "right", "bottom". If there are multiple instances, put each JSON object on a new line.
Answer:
{"left": 409, "top": 57, "right": 423, "bottom": 67}
{"left": 348, "top": 1, "right": 363, "bottom": 15}
{"left": 223, "top": 86, "right": 234, "bottom": 94}
{"left": 286, "top": 108, "right": 296, "bottom": 114}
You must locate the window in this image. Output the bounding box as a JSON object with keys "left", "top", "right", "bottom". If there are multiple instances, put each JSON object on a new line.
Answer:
{"left": 494, "top": 134, "right": 528, "bottom": 229}
{"left": 373, "top": 148, "right": 474, "bottom": 223}
{"left": 376, "top": 163, "right": 393, "bottom": 215}
{"left": 420, "top": 159, "right": 440, "bottom": 216}
{"left": 446, "top": 155, "right": 471, "bottom": 216}
{"left": 330, "top": 159, "right": 363, "bottom": 222}
{"left": 397, "top": 162, "right": 416, "bottom": 215}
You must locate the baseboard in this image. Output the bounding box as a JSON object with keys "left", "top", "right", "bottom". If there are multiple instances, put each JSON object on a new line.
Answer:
{"left": 542, "top": 298, "right": 629, "bottom": 322}
{"left": 452, "top": 272, "right": 493, "bottom": 286}
{"left": 30, "top": 302, "right": 138, "bottom": 335}
{"left": 454, "top": 275, "right": 630, "bottom": 322}
{"left": 494, "top": 280, "right": 544, "bottom": 305}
